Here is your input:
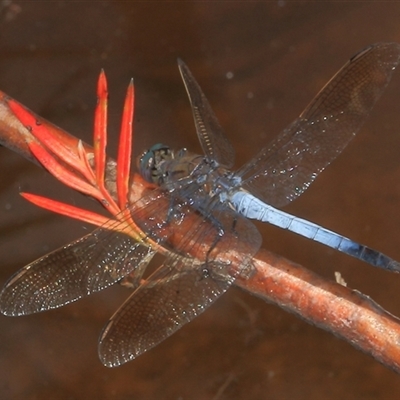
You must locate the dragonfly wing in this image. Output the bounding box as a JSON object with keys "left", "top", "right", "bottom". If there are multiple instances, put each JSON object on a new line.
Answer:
{"left": 98, "top": 256, "right": 232, "bottom": 367}
{"left": 0, "top": 185, "right": 186, "bottom": 317}
{"left": 0, "top": 227, "right": 155, "bottom": 316}
{"left": 99, "top": 204, "right": 261, "bottom": 367}
{"left": 237, "top": 42, "right": 400, "bottom": 207}
{"left": 0, "top": 183, "right": 211, "bottom": 318}
{"left": 178, "top": 59, "right": 235, "bottom": 169}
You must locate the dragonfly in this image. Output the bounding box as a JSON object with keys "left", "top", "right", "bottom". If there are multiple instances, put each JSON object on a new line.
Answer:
{"left": 1, "top": 42, "right": 400, "bottom": 368}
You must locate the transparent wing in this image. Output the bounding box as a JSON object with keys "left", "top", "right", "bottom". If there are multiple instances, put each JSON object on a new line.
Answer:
{"left": 0, "top": 184, "right": 194, "bottom": 317}
{"left": 0, "top": 185, "right": 191, "bottom": 317}
{"left": 99, "top": 257, "right": 231, "bottom": 367}
{"left": 237, "top": 42, "right": 400, "bottom": 207}
{"left": 0, "top": 226, "right": 155, "bottom": 316}
{"left": 99, "top": 203, "right": 261, "bottom": 367}
{"left": 178, "top": 58, "right": 235, "bottom": 168}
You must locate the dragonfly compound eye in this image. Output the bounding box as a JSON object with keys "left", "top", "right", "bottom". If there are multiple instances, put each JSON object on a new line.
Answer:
{"left": 137, "top": 143, "right": 171, "bottom": 183}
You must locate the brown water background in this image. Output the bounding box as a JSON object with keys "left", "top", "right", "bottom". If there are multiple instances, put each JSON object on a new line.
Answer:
{"left": 1, "top": 2, "right": 400, "bottom": 399}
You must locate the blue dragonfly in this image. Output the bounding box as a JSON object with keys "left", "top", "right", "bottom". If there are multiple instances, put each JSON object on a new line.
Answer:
{"left": 1, "top": 42, "right": 400, "bottom": 367}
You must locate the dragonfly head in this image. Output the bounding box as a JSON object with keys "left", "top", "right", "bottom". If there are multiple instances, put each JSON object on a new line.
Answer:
{"left": 137, "top": 143, "right": 173, "bottom": 184}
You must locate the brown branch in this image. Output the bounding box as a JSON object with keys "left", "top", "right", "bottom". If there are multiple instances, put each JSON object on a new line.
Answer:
{"left": 0, "top": 91, "right": 37, "bottom": 163}
{"left": 1, "top": 91, "right": 400, "bottom": 373}
{"left": 237, "top": 251, "right": 400, "bottom": 373}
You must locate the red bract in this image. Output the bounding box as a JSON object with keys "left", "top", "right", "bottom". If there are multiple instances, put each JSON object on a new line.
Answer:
{"left": 9, "top": 72, "right": 150, "bottom": 240}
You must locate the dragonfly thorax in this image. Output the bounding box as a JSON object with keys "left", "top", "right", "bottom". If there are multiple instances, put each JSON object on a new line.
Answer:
{"left": 160, "top": 151, "right": 243, "bottom": 211}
